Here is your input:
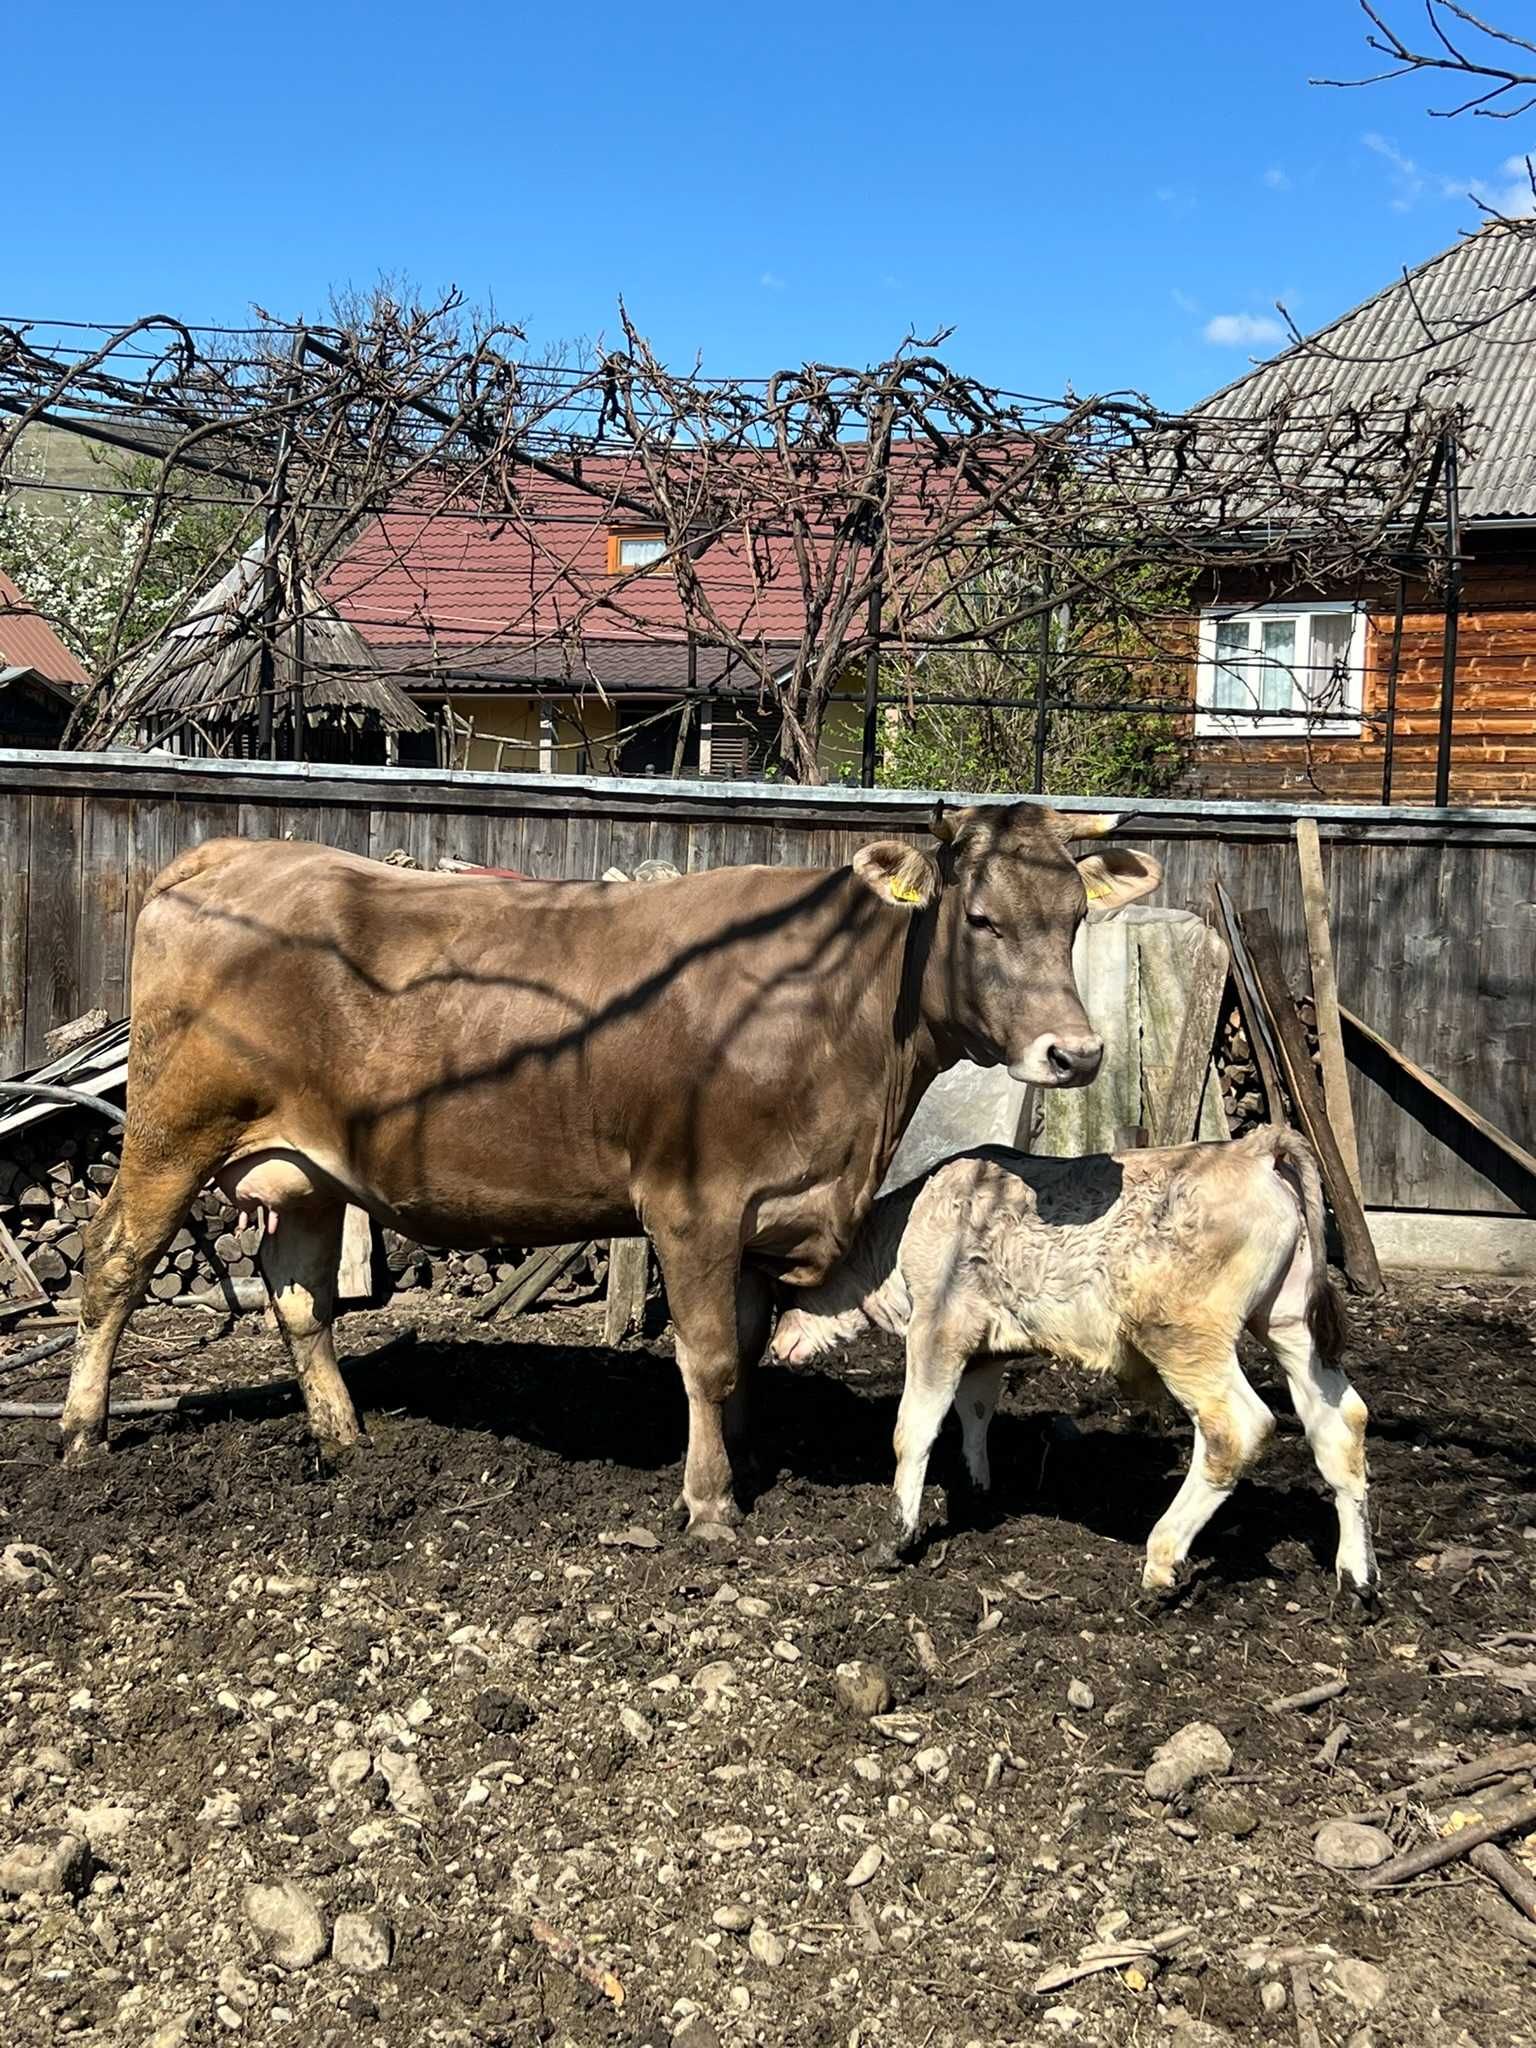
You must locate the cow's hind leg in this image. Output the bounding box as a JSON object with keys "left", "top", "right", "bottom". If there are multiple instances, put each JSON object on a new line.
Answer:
{"left": 61, "top": 1144, "right": 222, "bottom": 1461}
{"left": 1139, "top": 1335, "right": 1275, "bottom": 1595}
{"left": 1253, "top": 1278, "right": 1375, "bottom": 1599}
{"left": 259, "top": 1196, "right": 360, "bottom": 1448}
{"left": 654, "top": 1237, "right": 754, "bottom": 1540}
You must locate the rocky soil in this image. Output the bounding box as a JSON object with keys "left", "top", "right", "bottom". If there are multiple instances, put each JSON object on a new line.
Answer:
{"left": 0, "top": 1276, "right": 1533, "bottom": 2046}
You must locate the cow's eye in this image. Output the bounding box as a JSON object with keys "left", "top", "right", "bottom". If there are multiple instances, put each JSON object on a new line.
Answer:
{"left": 966, "top": 911, "right": 1000, "bottom": 936}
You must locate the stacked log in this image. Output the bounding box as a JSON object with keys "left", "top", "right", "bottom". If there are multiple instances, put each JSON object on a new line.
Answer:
{"left": 1214, "top": 993, "right": 1325, "bottom": 1139}
{"left": 0, "top": 1116, "right": 241, "bottom": 1307}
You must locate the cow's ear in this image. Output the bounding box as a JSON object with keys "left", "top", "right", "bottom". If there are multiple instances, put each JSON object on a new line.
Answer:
{"left": 1076, "top": 846, "right": 1162, "bottom": 910}
{"left": 853, "top": 839, "right": 941, "bottom": 911}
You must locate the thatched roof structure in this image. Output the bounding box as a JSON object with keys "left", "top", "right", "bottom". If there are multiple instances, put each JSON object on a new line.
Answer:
{"left": 131, "top": 541, "right": 430, "bottom": 740}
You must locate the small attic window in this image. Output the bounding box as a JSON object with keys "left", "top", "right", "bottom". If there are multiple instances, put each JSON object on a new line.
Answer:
{"left": 608, "top": 530, "right": 666, "bottom": 574}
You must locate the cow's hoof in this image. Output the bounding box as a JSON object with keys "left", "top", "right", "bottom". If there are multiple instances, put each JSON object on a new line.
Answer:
{"left": 686, "top": 1519, "right": 739, "bottom": 1548}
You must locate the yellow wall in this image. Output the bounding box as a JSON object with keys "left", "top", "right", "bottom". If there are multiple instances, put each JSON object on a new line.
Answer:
{"left": 444, "top": 695, "right": 619, "bottom": 775}
{"left": 444, "top": 686, "right": 862, "bottom": 781}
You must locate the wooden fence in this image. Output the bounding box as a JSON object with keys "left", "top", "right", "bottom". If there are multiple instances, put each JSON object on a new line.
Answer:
{"left": 1, "top": 748, "right": 1532, "bottom": 1217}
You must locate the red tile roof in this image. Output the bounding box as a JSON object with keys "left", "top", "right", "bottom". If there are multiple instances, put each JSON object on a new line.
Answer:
{"left": 0, "top": 569, "right": 90, "bottom": 687}
{"left": 325, "top": 441, "right": 1022, "bottom": 681}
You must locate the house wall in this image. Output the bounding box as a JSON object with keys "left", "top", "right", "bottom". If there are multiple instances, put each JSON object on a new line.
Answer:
{"left": 1192, "top": 533, "right": 1536, "bottom": 806}
{"left": 435, "top": 685, "right": 866, "bottom": 782}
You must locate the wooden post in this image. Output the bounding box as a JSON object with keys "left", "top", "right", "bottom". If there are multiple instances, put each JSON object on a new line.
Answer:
{"left": 1212, "top": 882, "right": 1285, "bottom": 1124}
{"left": 1241, "top": 909, "right": 1383, "bottom": 1295}
{"left": 1145, "top": 920, "right": 1230, "bottom": 1147}
{"left": 604, "top": 1237, "right": 651, "bottom": 1346}
{"left": 1294, "top": 819, "right": 1362, "bottom": 1198}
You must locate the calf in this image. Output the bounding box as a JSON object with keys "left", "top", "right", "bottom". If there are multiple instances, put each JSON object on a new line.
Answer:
{"left": 772, "top": 1125, "right": 1376, "bottom": 1599}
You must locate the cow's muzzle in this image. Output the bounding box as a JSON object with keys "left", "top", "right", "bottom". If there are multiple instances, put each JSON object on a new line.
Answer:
{"left": 1009, "top": 1032, "right": 1104, "bottom": 1088}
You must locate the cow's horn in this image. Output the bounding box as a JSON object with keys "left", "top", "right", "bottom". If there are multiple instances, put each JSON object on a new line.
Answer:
{"left": 1061, "top": 811, "right": 1122, "bottom": 840}
{"left": 928, "top": 801, "right": 956, "bottom": 845}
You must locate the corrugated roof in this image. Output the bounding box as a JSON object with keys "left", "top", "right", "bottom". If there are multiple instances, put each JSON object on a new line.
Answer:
{"left": 374, "top": 637, "right": 800, "bottom": 694}
{"left": 0, "top": 568, "right": 91, "bottom": 685}
{"left": 1194, "top": 222, "right": 1536, "bottom": 523}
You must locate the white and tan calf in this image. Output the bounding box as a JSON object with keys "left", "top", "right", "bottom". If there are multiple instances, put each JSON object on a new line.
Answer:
{"left": 772, "top": 1125, "right": 1376, "bottom": 1600}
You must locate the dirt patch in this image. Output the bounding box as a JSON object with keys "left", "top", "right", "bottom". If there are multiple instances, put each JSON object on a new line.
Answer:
{"left": 0, "top": 1276, "right": 1533, "bottom": 2045}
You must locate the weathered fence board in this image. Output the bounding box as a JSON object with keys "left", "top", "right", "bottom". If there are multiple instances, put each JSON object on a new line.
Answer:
{"left": 1, "top": 748, "right": 1532, "bottom": 1216}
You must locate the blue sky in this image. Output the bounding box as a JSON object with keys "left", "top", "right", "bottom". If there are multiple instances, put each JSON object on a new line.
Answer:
{"left": 7, "top": 0, "right": 1531, "bottom": 410}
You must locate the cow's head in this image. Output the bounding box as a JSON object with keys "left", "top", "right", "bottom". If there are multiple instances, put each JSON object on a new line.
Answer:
{"left": 853, "top": 803, "right": 1161, "bottom": 1086}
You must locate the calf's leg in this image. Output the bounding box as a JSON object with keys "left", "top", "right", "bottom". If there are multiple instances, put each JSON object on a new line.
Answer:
{"left": 956, "top": 1359, "right": 1007, "bottom": 1493}
{"left": 875, "top": 1311, "right": 978, "bottom": 1562}
{"left": 259, "top": 1196, "right": 361, "bottom": 1447}
{"left": 1255, "top": 1303, "right": 1375, "bottom": 1598}
{"left": 1139, "top": 1337, "right": 1275, "bottom": 1593}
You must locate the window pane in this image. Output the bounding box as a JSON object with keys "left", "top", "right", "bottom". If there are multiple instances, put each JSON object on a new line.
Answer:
{"left": 1308, "top": 611, "right": 1353, "bottom": 710}
{"left": 617, "top": 534, "right": 666, "bottom": 569}
{"left": 1259, "top": 617, "right": 1296, "bottom": 713}
{"left": 1212, "top": 619, "right": 1250, "bottom": 710}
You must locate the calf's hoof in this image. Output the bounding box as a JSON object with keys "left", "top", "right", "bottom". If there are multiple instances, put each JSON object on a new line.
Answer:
{"left": 59, "top": 1427, "right": 108, "bottom": 1467}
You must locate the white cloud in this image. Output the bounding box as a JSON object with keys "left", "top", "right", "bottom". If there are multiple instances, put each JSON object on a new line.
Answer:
{"left": 759, "top": 271, "right": 786, "bottom": 290}
{"left": 1465, "top": 153, "right": 1536, "bottom": 217}
{"left": 1203, "top": 312, "right": 1286, "bottom": 348}
{"left": 1363, "top": 130, "right": 1424, "bottom": 211}
{"left": 1263, "top": 165, "right": 1291, "bottom": 191}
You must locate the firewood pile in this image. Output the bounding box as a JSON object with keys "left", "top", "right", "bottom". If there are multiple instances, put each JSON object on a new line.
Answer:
{"left": 379, "top": 1231, "right": 608, "bottom": 1306}
{"left": 1214, "top": 994, "right": 1324, "bottom": 1139}
{"left": 0, "top": 1107, "right": 614, "bottom": 1319}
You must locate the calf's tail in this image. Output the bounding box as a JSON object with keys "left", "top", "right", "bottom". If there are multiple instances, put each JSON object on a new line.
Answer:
{"left": 1245, "top": 1123, "right": 1348, "bottom": 1363}
{"left": 771, "top": 1184, "right": 918, "bottom": 1366}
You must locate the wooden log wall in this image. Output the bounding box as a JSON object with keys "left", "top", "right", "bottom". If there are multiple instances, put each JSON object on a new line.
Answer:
{"left": 1, "top": 748, "right": 1532, "bottom": 1217}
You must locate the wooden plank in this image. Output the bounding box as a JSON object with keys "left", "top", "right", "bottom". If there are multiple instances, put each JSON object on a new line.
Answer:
{"left": 77, "top": 797, "right": 132, "bottom": 1022}
{"left": 1295, "top": 819, "right": 1362, "bottom": 1198}
{"left": 1241, "top": 909, "right": 1383, "bottom": 1294}
{"left": 22, "top": 793, "right": 83, "bottom": 1068}
{"left": 1146, "top": 921, "right": 1230, "bottom": 1147}
{"left": 1213, "top": 882, "right": 1285, "bottom": 1123}
{"left": 564, "top": 810, "right": 612, "bottom": 881}
{"left": 605, "top": 815, "right": 653, "bottom": 878}
{"left": 604, "top": 1237, "right": 651, "bottom": 1345}
{"left": 1339, "top": 1000, "right": 1536, "bottom": 1199}
{"left": 521, "top": 810, "right": 569, "bottom": 879}
{"left": 0, "top": 793, "right": 31, "bottom": 1075}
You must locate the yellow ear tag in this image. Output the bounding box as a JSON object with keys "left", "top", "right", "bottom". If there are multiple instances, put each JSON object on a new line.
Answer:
{"left": 889, "top": 877, "right": 923, "bottom": 905}
{"left": 1084, "top": 878, "right": 1112, "bottom": 903}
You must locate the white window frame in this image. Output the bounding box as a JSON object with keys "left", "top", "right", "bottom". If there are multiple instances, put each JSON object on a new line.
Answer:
{"left": 1196, "top": 602, "right": 1367, "bottom": 739}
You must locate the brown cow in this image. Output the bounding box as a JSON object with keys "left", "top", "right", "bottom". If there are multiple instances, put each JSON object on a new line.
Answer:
{"left": 772, "top": 1126, "right": 1377, "bottom": 1598}
{"left": 59, "top": 804, "right": 1161, "bottom": 1533}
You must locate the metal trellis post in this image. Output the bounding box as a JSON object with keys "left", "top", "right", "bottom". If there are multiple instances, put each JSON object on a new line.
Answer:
{"left": 1434, "top": 433, "right": 1462, "bottom": 809}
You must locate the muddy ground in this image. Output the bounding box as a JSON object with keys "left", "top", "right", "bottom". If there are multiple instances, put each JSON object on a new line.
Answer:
{"left": 0, "top": 1276, "right": 1533, "bottom": 2048}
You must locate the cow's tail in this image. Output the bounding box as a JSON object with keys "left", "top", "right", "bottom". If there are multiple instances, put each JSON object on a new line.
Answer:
{"left": 771, "top": 1185, "right": 918, "bottom": 1367}
{"left": 1244, "top": 1123, "right": 1348, "bottom": 1363}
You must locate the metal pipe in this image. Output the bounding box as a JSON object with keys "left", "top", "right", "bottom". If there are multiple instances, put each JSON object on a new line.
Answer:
{"left": 1435, "top": 434, "right": 1462, "bottom": 808}
{"left": 0, "top": 1081, "right": 126, "bottom": 1126}
{"left": 1381, "top": 570, "right": 1408, "bottom": 806}
{"left": 860, "top": 570, "right": 883, "bottom": 788}
{"left": 1031, "top": 581, "right": 1051, "bottom": 795}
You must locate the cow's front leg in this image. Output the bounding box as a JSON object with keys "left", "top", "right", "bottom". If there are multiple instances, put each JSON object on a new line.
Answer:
{"left": 655, "top": 1238, "right": 755, "bottom": 1540}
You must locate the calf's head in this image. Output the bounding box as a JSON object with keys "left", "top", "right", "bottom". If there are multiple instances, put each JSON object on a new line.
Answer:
{"left": 853, "top": 804, "right": 1160, "bottom": 1086}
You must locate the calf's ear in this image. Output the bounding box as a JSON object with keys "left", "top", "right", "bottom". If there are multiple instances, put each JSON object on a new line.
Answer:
{"left": 853, "top": 839, "right": 941, "bottom": 911}
{"left": 1076, "top": 846, "right": 1162, "bottom": 910}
